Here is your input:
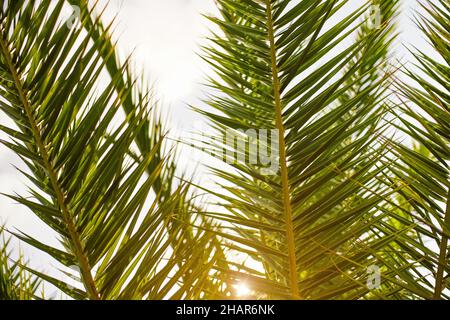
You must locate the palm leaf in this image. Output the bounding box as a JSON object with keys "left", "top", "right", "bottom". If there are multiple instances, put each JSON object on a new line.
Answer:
{"left": 0, "top": 0, "right": 218, "bottom": 300}
{"left": 196, "top": 0, "right": 405, "bottom": 299}
{"left": 65, "top": 2, "right": 231, "bottom": 299}
{"left": 389, "top": 0, "right": 450, "bottom": 299}
{"left": 65, "top": 0, "right": 175, "bottom": 200}
{"left": 0, "top": 228, "right": 40, "bottom": 300}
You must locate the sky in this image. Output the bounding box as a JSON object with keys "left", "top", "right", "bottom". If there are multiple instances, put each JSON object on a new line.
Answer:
{"left": 0, "top": 0, "right": 434, "bottom": 298}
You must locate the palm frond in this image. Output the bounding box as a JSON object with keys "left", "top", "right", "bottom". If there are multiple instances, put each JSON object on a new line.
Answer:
{"left": 0, "top": 0, "right": 217, "bottom": 300}
{"left": 66, "top": 0, "right": 175, "bottom": 200}
{"left": 64, "top": 2, "right": 232, "bottom": 299}
{"left": 389, "top": 0, "right": 450, "bottom": 299}
{"left": 197, "top": 0, "right": 405, "bottom": 299}
{"left": 0, "top": 228, "right": 40, "bottom": 300}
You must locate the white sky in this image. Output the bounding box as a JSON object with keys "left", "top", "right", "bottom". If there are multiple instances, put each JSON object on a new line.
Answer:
{"left": 0, "top": 0, "right": 434, "bottom": 298}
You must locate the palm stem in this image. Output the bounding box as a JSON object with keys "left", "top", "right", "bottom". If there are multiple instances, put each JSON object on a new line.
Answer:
{"left": 0, "top": 34, "right": 100, "bottom": 300}
{"left": 265, "top": 0, "right": 299, "bottom": 299}
{"left": 434, "top": 188, "right": 450, "bottom": 299}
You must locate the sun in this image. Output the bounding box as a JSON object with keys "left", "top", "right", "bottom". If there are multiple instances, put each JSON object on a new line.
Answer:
{"left": 234, "top": 282, "right": 251, "bottom": 297}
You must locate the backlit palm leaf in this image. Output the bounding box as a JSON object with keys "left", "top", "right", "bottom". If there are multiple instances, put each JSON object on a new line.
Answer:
{"left": 0, "top": 0, "right": 217, "bottom": 300}
{"left": 197, "top": 0, "right": 406, "bottom": 299}
{"left": 0, "top": 229, "right": 40, "bottom": 300}
{"left": 389, "top": 0, "right": 449, "bottom": 299}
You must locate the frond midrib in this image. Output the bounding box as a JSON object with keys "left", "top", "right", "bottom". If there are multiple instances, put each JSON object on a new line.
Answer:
{"left": 264, "top": 0, "right": 300, "bottom": 299}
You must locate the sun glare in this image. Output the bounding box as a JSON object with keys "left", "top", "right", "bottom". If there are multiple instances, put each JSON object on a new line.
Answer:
{"left": 234, "top": 282, "right": 251, "bottom": 297}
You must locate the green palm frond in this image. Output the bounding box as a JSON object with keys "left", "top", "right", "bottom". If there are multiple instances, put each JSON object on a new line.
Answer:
{"left": 63, "top": 1, "right": 231, "bottom": 299}
{"left": 66, "top": 0, "right": 175, "bottom": 201}
{"left": 0, "top": 0, "right": 218, "bottom": 300}
{"left": 196, "top": 0, "right": 407, "bottom": 299}
{"left": 1, "top": 0, "right": 448, "bottom": 301}
{"left": 389, "top": 0, "right": 449, "bottom": 299}
{"left": 0, "top": 229, "right": 40, "bottom": 300}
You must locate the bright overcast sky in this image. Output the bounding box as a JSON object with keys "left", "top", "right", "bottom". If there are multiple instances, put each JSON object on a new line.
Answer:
{"left": 0, "top": 0, "right": 432, "bottom": 298}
